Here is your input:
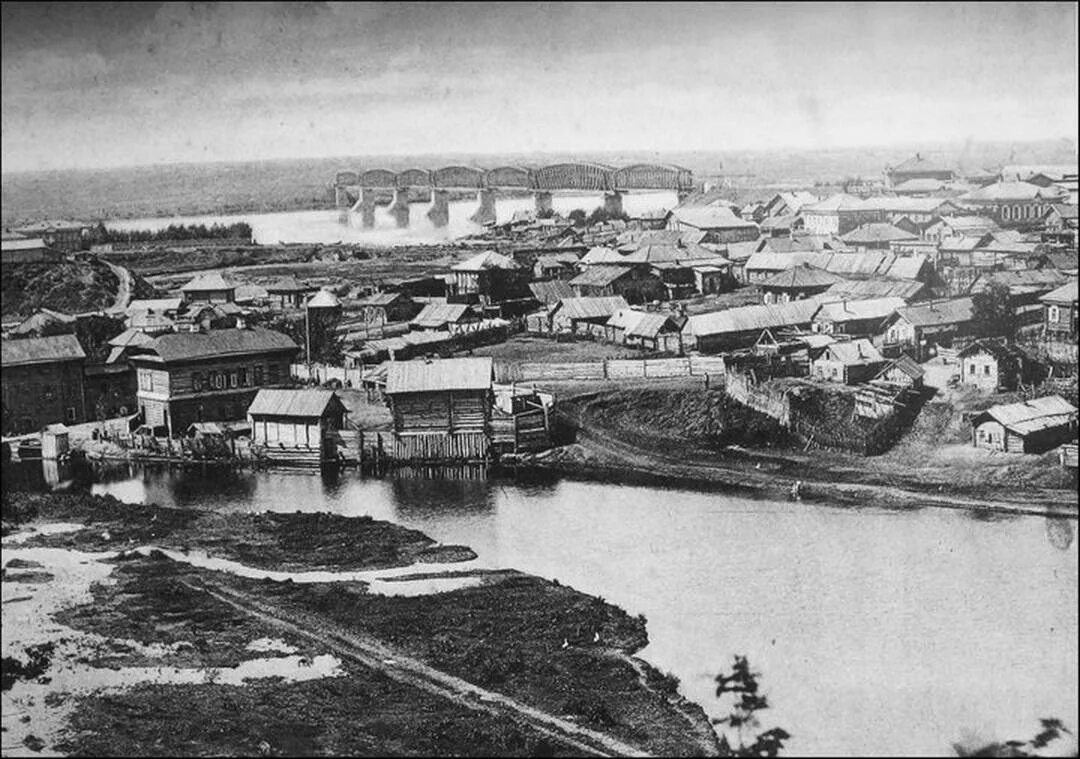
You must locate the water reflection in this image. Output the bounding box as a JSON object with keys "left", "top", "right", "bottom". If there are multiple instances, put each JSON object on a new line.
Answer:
{"left": 81, "top": 467, "right": 1080, "bottom": 756}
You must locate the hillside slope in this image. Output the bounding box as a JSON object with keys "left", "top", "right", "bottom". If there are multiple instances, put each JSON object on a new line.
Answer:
{"left": 1, "top": 259, "right": 121, "bottom": 318}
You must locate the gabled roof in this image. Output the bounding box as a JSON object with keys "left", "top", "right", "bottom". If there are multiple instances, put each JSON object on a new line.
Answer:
{"left": 960, "top": 181, "right": 1068, "bottom": 202}
{"left": 759, "top": 264, "right": 842, "bottom": 290}
{"left": 306, "top": 289, "right": 341, "bottom": 309}
{"left": 579, "top": 246, "right": 626, "bottom": 265}
{"left": 841, "top": 223, "right": 918, "bottom": 245}
{"left": 894, "top": 298, "right": 975, "bottom": 328}
{"left": 108, "top": 328, "right": 155, "bottom": 348}
{"left": 885, "top": 255, "right": 929, "bottom": 280}
{"left": 1, "top": 237, "right": 50, "bottom": 252}
{"left": 685, "top": 299, "right": 822, "bottom": 337}
{"left": 10, "top": 308, "right": 77, "bottom": 336}
{"left": 569, "top": 265, "right": 633, "bottom": 288}
{"left": 627, "top": 312, "right": 680, "bottom": 339}
{"left": 972, "top": 395, "right": 1077, "bottom": 436}
{"left": 824, "top": 278, "right": 926, "bottom": 302}
{"left": 878, "top": 354, "right": 924, "bottom": 380}
{"left": 673, "top": 206, "right": 759, "bottom": 230}
{"left": 820, "top": 339, "right": 884, "bottom": 365}
{"left": 929, "top": 215, "right": 998, "bottom": 233}
{"left": 815, "top": 297, "right": 905, "bottom": 323}
{"left": 139, "top": 328, "right": 298, "bottom": 364}
{"left": 1, "top": 334, "right": 86, "bottom": 367}
{"left": 745, "top": 251, "right": 833, "bottom": 272}
{"left": 452, "top": 250, "right": 520, "bottom": 271}
{"left": 1041, "top": 281, "right": 1078, "bottom": 305}
{"left": 410, "top": 302, "right": 472, "bottom": 328}
{"left": 554, "top": 296, "right": 630, "bottom": 321}
{"left": 957, "top": 339, "right": 1027, "bottom": 361}
{"left": 181, "top": 272, "right": 235, "bottom": 292}
{"left": 385, "top": 357, "right": 494, "bottom": 394}
{"left": 529, "top": 280, "right": 576, "bottom": 305}
{"left": 126, "top": 298, "right": 183, "bottom": 315}
{"left": 825, "top": 251, "right": 896, "bottom": 278}
{"left": 607, "top": 308, "right": 648, "bottom": 332}
{"left": 977, "top": 269, "right": 1068, "bottom": 294}
{"left": 247, "top": 388, "right": 345, "bottom": 418}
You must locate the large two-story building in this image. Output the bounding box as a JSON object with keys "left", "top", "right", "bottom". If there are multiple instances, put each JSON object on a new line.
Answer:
{"left": 1, "top": 334, "right": 88, "bottom": 434}
{"left": 130, "top": 327, "right": 299, "bottom": 434}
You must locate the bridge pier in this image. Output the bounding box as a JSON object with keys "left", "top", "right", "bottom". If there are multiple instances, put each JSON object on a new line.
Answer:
{"left": 534, "top": 191, "right": 553, "bottom": 216}
{"left": 335, "top": 186, "right": 356, "bottom": 210}
{"left": 389, "top": 189, "right": 411, "bottom": 228}
{"left": 352, "top": 188, "right": 378, "bottom": 228}
{"left": 426, "top": 189, "right": 451, "bottom": 228}
{"left": 603, "top": 191, "right": 624, "bottom": 217}
{"left": 469, "top": 189, "right": 497, "bottom": 226}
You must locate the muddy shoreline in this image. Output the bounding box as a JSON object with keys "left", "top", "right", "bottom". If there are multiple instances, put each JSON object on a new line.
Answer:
{"left": 2, "top": 492, "right": 721, "bottom": 757}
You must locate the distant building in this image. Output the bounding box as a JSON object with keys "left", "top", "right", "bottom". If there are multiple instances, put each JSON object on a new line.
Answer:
{"left": 812, "top": 297, "right": 906, "bottom": 338}
{"left": 9, "top": 220, "right": 89, "bottom": 252}
{"left": 568, "top": 265, "right": 665, "bottom": 303}
{"left": 1, "top": 334, "right": 87, "bottom": 434}
{"left": 682, "top": 299, "right": 821, "bottom": 354}
{"left": 875, "top": 355, "right": 925, "bottom": 389}
{"left": 885, "top": 153, "right": 955, "bottom": 186}
{"left": 970, "top": 395, "right": 1077, "bottom": 453}
{"left": 879, "top": 297, "right": 975, "bottom": 361}
{"left": 409, "top": 302, "right": 478, "bottom": 332}
{"left": 549, "top": 296, "right": 630, "bottom": 335}
{"left": 1, "top": 237, "right": 64, "bottom": 265}
{"left": 840, "top": 223, "right": 919, "bottom": 251}
{"left": 448, "top": 250, "right": 530, "bottom": 305}
{"left": 759, "top": 264, "right": 842, "bottom": 304}
{"left": 957, "top": 181, "right": 1068, "bottom": 228}
{"left": 354, "top": 292, "right": 419, "bottom": 327}
{"left": 265, "top": 276, "right": 315, "bottom": 309}
{"left": 1041, "top": 281, "right": 1078, "bottom": 343}
{"left": 668, "top": 206, "right": 760, "bottom": 243}
{"left": 130, "top": 327, "right": 299, "bottom": 434}
{"left": 181, "top": 272, "right": 236, "bottom": 304}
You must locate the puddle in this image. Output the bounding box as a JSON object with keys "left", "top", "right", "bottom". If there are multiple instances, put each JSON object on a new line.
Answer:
{"left": 246, "top": 637, "right": 298, "bottom": 655}
{"left": 2, "top": 524, "right": 88, "bottom": 546}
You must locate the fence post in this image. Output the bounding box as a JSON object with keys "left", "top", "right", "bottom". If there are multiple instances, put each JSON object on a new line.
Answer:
{"left": 603, "top": 358, "right": 609, "bottom": 379}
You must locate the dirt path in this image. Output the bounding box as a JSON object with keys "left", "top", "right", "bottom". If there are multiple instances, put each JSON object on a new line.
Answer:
{"left": 564, "top": 412, "right": 1077, "bottom": 519}
{"left": 181, "top": 576, "right": 654, "bottom": 758}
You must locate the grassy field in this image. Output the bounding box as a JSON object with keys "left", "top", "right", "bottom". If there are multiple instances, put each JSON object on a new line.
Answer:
{"left": 1, "top": 259, "right": 119, "bottom": 318}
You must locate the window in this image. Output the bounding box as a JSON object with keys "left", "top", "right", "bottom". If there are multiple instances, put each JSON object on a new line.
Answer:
{"left": 229, "top": 372, "right": 238, "bottom": 389}
{"left": 254, "top": 366, "right": 263, "bottom": 386}
{"left": 1049, "top": 305, "right": 1060, "bottom": 323}
{"left": 1012, "top": 205, "right": 1020, "bottom": 220}
{"left": 213, "top": 372, "right": 225, "bottom": 390}
{"left": 239, "top": 368, "right": 248, "bottom": 386}
{"left": 969, "top": 364, "right": 976, "bottom": 375}
{"left": 66, "top": 407, "right": 76, "bottom": 422}
{"left": 139, "top": 372, "right": 152, "bottom": 391}
{"left": 192, "top": 372, "right": 202, "bottom": 392}
{"left": 268, "top": 363, "right": 280, "bottom": 384}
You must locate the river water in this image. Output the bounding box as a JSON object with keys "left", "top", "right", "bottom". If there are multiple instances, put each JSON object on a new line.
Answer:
{"left": 104, "top": 191, "right": 679, "bottom": 246}
{"left": 87, "top": 466, "right": 1079, "bottom": 757}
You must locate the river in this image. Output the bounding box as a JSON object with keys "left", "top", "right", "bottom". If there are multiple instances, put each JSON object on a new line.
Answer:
{"left": 104, "top": 191, "right": 679, "bottom": 246}
{"left": 85, "top": 465, "right": 1079, "bottom": 757}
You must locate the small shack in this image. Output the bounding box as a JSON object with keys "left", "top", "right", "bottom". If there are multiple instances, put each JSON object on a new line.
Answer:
{"left": 384, "top": 357, "right": 494, "bottom": 462}
{"left": 247, "top": 388, "right": 348, "bottom": 466}
{"left": 490, "top": 384, "right": 554, "bottom": 454}
{"left": 875, "top": 354, "right": 925, "bottom": 389}
{"left": 41, "top": 423, "right": 70, "bottom": 459}
{"left": 181, "top": 272, "right": 236, "bottom": 304}
{"left": 970, "top": 396, "right": 1077, "bottom": 453}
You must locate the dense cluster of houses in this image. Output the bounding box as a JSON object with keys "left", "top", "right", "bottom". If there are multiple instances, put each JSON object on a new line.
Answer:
{"left": 2, "top": 154, "right": 1077, "bottom": 461}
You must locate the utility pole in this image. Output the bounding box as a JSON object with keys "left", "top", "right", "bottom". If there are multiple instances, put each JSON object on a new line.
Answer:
{"left": 305, "top": 301, "right": 312, "bottom": 367}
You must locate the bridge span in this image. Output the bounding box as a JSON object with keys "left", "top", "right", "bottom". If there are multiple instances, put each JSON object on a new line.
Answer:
{"left": 333, "top": 162, "right": 694, "bottom": 228}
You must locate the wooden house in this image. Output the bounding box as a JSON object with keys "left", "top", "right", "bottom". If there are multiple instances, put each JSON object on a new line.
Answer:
{"left": 812, "top": 297, "right": 905, "bottom": 338}
{"left": 528, "top": 280, "right": 575, "bottom": 308}
{"left": 550, "top": 296, "right": 630, "bottom": 335}
{"left": 1, "top": 237, "right": 64, "bottom": 264}
{"left": 355, "top": 292, "right": 419, "bottom": 327}
{"left": 247, "top": 388, "right": 348, "bottom": 465}
{"left": 810, "top": 339, "right": 886, "bottom": 384}
{"left": 958, "top": 340, "right": 1031, "bottom": 392}
{"left": 1, "top": 334, "right": 87, "bottom": 434}
{"left": 266, "top": 276, "right": 315, "bottom": 309}
{"left": 605, "top": 309, "right": 683, "bottom": 352}
{"left": 970, "top": 395, "right": 1077, "bottom": 453}
{"left": 129, "top": 327, "right": 299, "bottom": 435}
{"left": 568, "top": 265, "right": 665, "bottom": 303}
{"left": 409, "top": 302, "right": 478, "bottom": 332}
{"left": 384, "top": 357, "right": 495, "bottom": 462}
{"left": 879, "top": 297, "right": 975, "bottom": 361}
{"left": 533, "top": 252, "right": 581, "bottom": 280}
{"left": 760, "top": 265, "right": 842, "bottom": 304}
{"left": 875, "top": 355, "right": 925, "bottom": 388}
{"left": 682, "top": 299, "right": 822, "bottom": 354}
{"left": 1041, "top": 281, "right": 1078, "bottom": 341}
{"left": 181, "top": 272, "right": 236, "bottom": 304}
{"left": 448, "top": 250, "right": 530, "bottom": 305}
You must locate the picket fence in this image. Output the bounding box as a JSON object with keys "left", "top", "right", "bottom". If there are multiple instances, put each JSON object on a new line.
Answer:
{"left": 500, "top": 354, "right": 727, "bottom": 383}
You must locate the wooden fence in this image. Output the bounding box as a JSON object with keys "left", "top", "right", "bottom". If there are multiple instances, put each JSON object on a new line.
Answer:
{"left": 498, "top": 354, "right": 728, "bottom": 383}
{"left": 724, "top": 370, "right": 792, "bottom": 427}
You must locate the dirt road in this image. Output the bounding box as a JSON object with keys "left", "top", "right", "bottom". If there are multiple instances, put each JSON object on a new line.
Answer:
{"left": 182, "top": 576, "right": 656, "bottom": 758}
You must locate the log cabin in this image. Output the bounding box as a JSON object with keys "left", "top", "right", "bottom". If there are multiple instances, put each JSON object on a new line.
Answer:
{"left": 970, "top": 396, "right": 1077, "bottom": 453}
{"left": 247, "top": 388, "right": 348, "bottom": 465}
{"left": 384, "top": 357, "right": 495, "bottom": 462}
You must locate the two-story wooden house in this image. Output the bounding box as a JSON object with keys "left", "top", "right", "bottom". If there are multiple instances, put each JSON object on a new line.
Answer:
{"left": 130, "top": 327, "right": 299, "bottom": 435}
{"left": 1, "top": 334, "right": 87, "bottom": 434}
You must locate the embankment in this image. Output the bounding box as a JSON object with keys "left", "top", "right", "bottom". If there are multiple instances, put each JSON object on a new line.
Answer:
{"left": 522, "top": 387, "right": 1078, "bottom": 517}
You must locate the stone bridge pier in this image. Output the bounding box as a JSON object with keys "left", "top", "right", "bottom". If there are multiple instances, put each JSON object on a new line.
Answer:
{"left": 603, "top": 191, "right": 624, "bottom": 217}
{"left": 389, "top": 189, "right": 411, "bottom": 228}
{"left": 427, "top": 189, "right": 451, "bottom": 228}
{"left": 534, "top": 191, "right": 553, "bottom": 215}
{"left": 469, "top": 189, "right": 497, "bottom": 226}
{"left": 352, "top": 188, "right": 378, "bottom": 228}
{"left": 335, "top": 186, "right": 356, "bottom": 209}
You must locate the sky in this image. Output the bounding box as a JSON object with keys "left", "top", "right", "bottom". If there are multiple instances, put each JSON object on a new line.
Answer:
{"left": 2, "top": 2, "right": 1077, "bottom": 173}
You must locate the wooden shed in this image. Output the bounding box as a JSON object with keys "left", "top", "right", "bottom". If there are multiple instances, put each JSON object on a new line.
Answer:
{"left": 384, "top": 357, "right": 494, "bottom": 462}
{"left": 247, "top": 388, "right": 348, "bottom": 465}
{"left": 970, "top": 395, "right": 1077, "bottom": 454}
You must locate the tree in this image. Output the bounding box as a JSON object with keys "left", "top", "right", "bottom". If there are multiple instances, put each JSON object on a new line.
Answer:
{"left": 568, "top": 209, "right": 588, "bottom": 227}
{"left": 971, "top": 281, "right": 1016, "bottom": 340}
{"left": 954, "top": 718, "right": 1076, "bottom": 757}
{"left": 713, "top": 656, "right": 790, "bottom": 758}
